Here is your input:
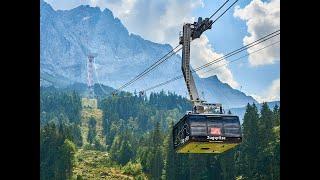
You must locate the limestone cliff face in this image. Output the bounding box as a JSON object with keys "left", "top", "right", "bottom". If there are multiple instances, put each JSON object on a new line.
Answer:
{"left": 40, "top": 0, "right": 257, "bottom": 108}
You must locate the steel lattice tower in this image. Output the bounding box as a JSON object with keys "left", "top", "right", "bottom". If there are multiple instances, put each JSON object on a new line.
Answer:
{"left": 87, "top": 55, "right": 95, "bottom": 98}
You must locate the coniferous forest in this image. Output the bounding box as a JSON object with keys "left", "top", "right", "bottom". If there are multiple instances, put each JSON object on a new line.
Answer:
{"left": 40, "top": 87, "right": 280, "bottom": 180}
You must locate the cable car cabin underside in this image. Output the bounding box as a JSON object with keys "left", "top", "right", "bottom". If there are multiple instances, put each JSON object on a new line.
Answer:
{"left": 173, "top": 114, "right": 242, "bottom": 153}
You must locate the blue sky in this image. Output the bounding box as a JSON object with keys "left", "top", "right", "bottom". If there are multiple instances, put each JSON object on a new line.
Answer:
{"left": 43, "top": 0, "right": 280, "bottom": 102}
{"left": 193, "top": 0, "right": 280, "bottom": 100}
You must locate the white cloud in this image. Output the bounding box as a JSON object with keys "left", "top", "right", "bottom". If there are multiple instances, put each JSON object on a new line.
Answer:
{"left": 252, "top": 78, "right": 280, "bottom": 103}
{"left": 103, "top": 0, "right": 136, "bottom": 18}
{"left": 104, "top": 0, "right": 204, "bottom": 46}
{"left": 191, "top": 35, "right": 239, "bottom": 88}
{"left": 233, "top": 0, "right": 280, "bottom": 66}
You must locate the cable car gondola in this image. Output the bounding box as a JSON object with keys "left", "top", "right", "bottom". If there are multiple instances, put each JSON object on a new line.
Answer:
{"left": 173, "top": 16, "right": 242, "bottom": 153}
{"left": 173, "top": 110, "right": 242, "bottom": 153}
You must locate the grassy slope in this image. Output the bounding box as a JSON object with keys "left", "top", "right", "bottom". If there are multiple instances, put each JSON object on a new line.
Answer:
{"left": 73, "top": 149, "right": 134, "bottom": 180}
{"left": 81, "top": 106, "right": 105, "bottom": 147}
{"left": 75, "top": 100, "right": 147, "bottom": 179}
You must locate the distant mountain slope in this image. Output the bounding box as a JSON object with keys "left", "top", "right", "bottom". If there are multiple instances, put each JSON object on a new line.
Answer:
{"left": 196, "top": 75, "right": 257, "bottom": 108}
{"left": 228, "top": 101, "right": 280, "bottom": 123}
{"left": 40, "top": 0, "right": 257, "bottom": 108}
{"left": 40, "top": 83, "right": 115, "bottom": 98}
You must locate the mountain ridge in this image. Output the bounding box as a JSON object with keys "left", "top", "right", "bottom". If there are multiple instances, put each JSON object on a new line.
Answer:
{"left": 40, "top": 0, "right": 257, "bottom": 108}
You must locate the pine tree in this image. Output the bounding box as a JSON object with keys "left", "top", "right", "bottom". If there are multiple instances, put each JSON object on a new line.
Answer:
{"left": 237, "top": 103, "right": 260, "bottom": 179}
{"left": 71, "top": 124, "right": 83, "bottom": 147}
{"left": 59, "top": 139, "right": 76, "bottom": 179}
{"left": 110, "top": 135, "right": 122, "bottom": 162}
{"left": 87, "top": 117, "right": 97, "bottom": 144}
{"left": 40, "top": 123, "right": 76, "bottom": 180}
{"left": 40, "top": 123, "right": 58, "bottom": 180}
{"left": 257, "top": 103, "right": 274, "bottom": 179}
{"left": 164, "top": 121, "right": 175, "bottom": 180}
{"left": 118, "top": 136, "right": 134, "bottom": 165}
{"left": 219, "top": 148, "right": 236, "bottom": 179}
{"left": 265, "top": 104, "right": 280, "bottom": 180}
{"left": 273, "top": 104, "right": 280, "bottom": 126}
{"left": 188, "top": 154, "right": 210, "bottom": 180}
{"left": 150, "top": 122, "right": 163, "bottom": 179}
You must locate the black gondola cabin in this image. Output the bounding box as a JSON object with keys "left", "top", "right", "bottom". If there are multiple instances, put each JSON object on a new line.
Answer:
{"left": 173, "top": 113, "right": 242, "bottom": 153}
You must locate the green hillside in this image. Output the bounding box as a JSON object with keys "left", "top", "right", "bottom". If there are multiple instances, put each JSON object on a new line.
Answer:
{"left": 40, "top": 88, "right": 280, "bottom": 180}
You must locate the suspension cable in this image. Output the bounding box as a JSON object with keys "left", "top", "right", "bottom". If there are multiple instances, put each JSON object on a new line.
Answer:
{"left": 141, "top": 32, "right": 280, "bottom": 92}
{"left": 112, "top": 45, "right": 182, "bottom": 93}
{"left": 111, "top": 1, "right": 239, "bottom": 94}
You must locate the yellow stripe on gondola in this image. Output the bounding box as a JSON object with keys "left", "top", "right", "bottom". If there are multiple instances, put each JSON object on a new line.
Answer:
{"left": 176, "top": 141, "right": 239, "bottom": 153}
